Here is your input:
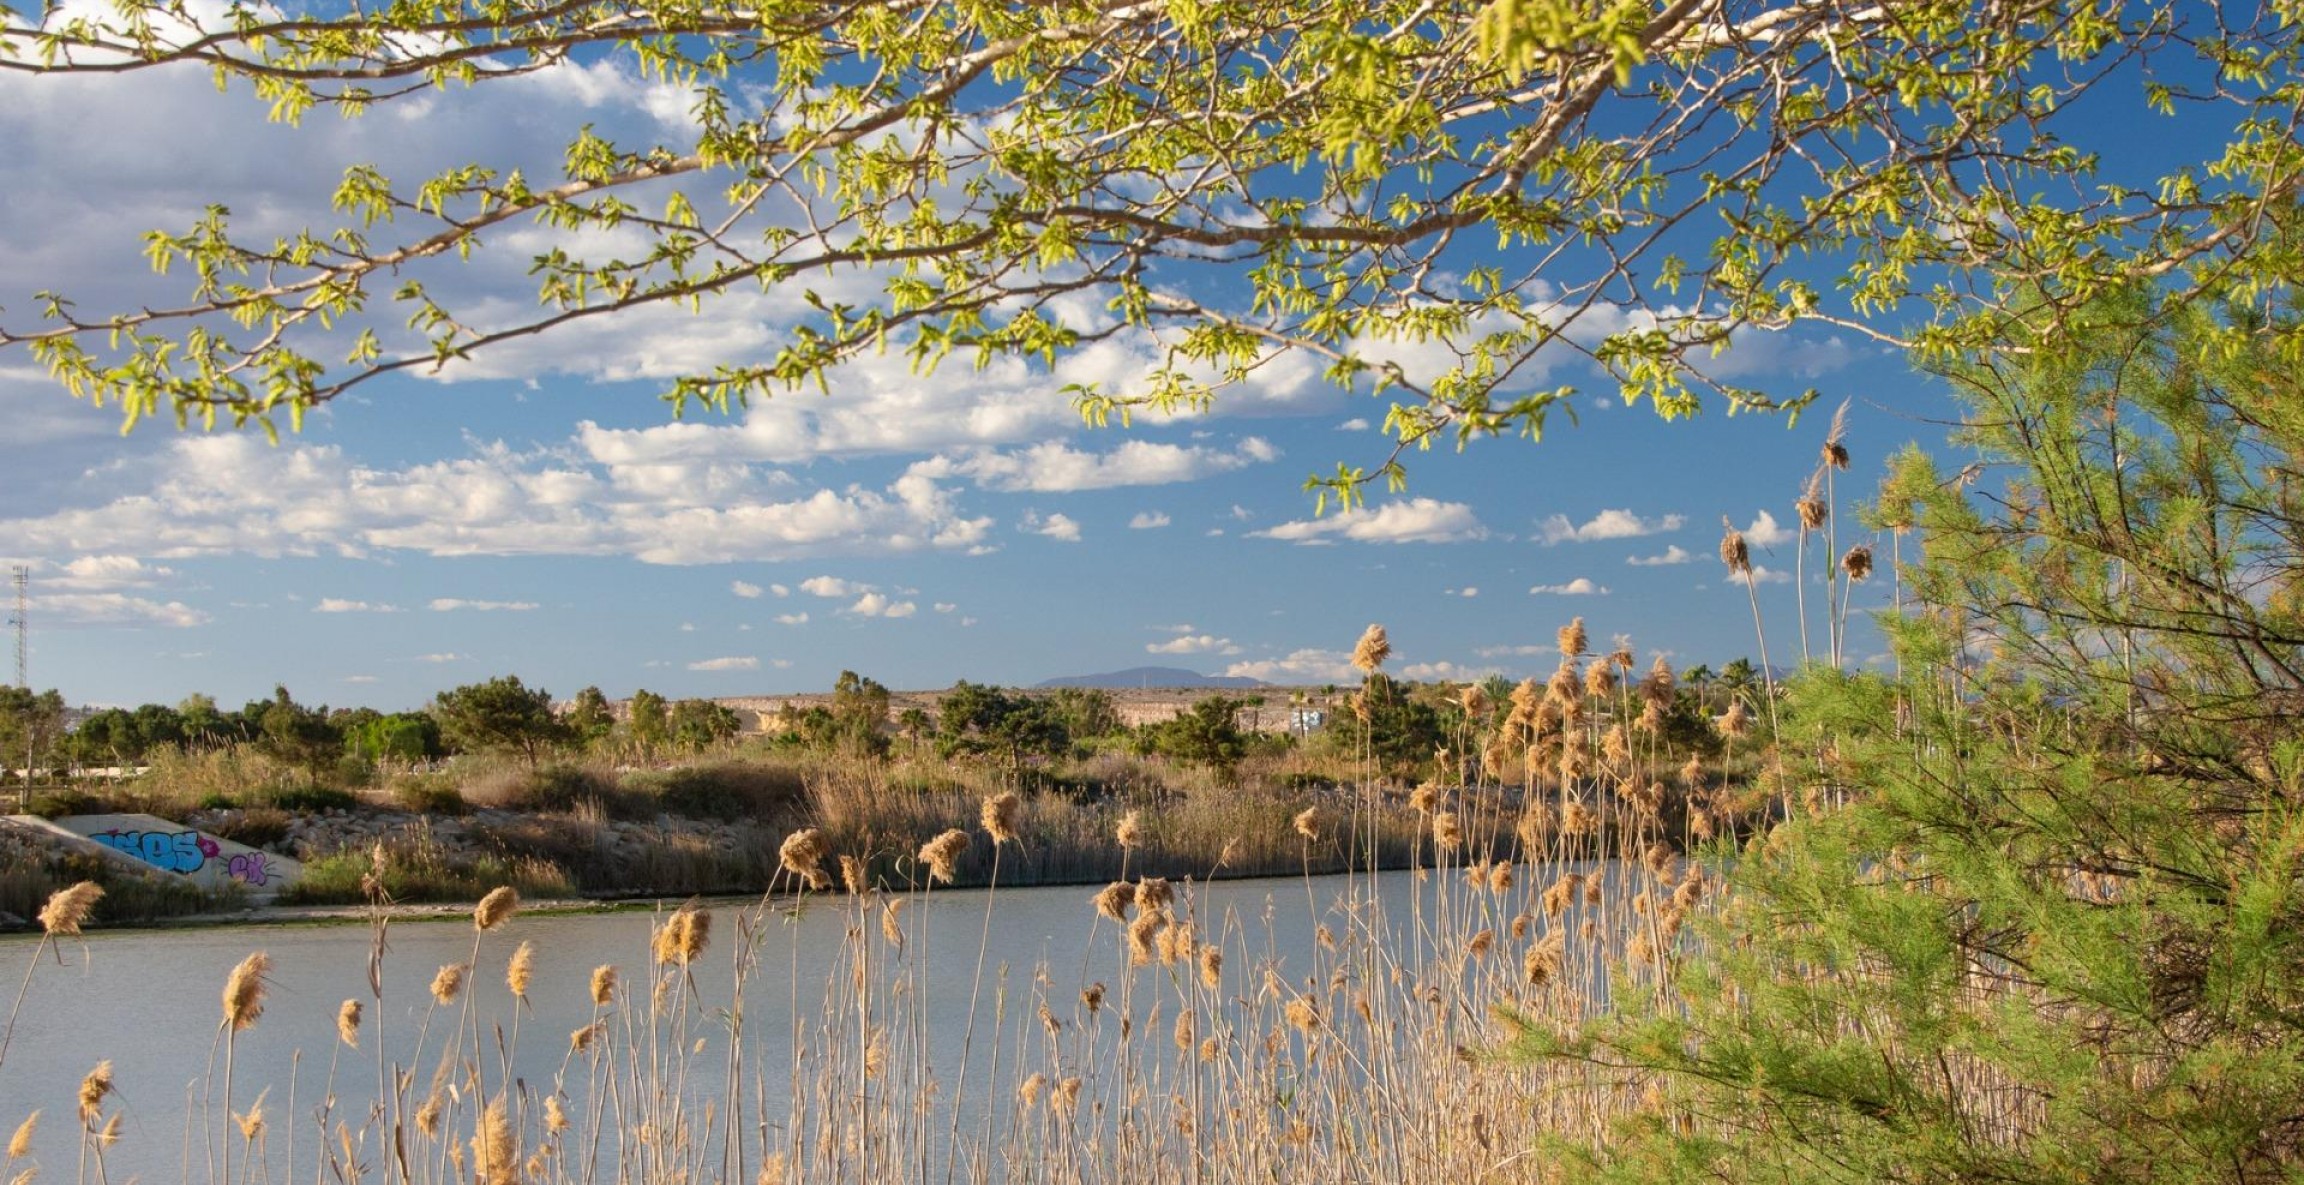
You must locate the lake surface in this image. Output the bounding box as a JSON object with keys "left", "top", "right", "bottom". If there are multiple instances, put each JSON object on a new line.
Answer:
{"left": 0, "top": 862, "right": 1636, "bottom": 1183}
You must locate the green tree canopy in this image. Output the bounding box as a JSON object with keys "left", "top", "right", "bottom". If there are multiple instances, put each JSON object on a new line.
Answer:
{"left": 432, "top": 674, "right": 571, "bottom": 768}
{"left": 7, "top": 4, "right": 2303, "bottom": 500}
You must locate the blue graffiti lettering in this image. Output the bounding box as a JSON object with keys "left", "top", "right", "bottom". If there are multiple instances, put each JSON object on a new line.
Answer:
{"left": 93, "top": 829, "right": 221, "bottom": 876}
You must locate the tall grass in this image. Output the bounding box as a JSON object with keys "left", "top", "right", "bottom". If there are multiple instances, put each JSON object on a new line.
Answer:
{"left": 2, "top": 618, "right": 1748, "bottom": 1183}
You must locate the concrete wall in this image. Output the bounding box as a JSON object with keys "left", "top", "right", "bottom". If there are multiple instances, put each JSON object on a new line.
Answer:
{"left": 43, "top": 813, "right": 301, "bottom": 899}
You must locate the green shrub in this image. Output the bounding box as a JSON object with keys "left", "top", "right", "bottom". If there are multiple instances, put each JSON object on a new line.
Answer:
{"left": 203, "top": 806, "right": 292, "bottom": 850}
{"left": 393, "top": 779, "right": 469, "bottom": 815}
{"left": 24, "top": 788, "right": 106, "bottom": 818}
{"left": 625, "top": 762, "right": 806, "bottom": 821}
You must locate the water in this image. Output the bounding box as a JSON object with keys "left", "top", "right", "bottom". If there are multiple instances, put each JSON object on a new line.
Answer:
{"left": 0, "top": 863, "right": 1635, "bottom": 1183}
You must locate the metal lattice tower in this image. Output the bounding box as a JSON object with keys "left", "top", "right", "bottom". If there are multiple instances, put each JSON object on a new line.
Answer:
{"left": 8, "top": 566, "right": 25, "bottom": 689}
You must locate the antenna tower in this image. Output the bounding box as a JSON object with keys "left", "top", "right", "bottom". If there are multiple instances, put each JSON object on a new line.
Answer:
{"left": 9, "top": 566, "right": 25, "bottom": 689}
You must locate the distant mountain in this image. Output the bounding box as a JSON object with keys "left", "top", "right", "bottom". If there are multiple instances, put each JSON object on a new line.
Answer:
{"left": 1037, "top": 666, "right": 1266, "bottom": 690}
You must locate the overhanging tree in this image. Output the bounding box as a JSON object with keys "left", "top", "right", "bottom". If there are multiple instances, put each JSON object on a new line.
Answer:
{"left": 6, "top": 3, "right": 2304, "bottom": 500}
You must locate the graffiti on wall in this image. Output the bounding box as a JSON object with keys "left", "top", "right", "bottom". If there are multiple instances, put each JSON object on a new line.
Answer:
{"left": 91, "top": 829, "right": 277, "bottom": 886}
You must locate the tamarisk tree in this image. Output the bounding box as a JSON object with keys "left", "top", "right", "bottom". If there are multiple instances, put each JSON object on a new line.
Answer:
{"left": 4, "top": 2, "right": 2303, "bottom": 499}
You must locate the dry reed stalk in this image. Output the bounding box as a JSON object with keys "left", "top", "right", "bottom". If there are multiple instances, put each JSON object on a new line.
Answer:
{"left": 918, "top": 830, "right": 969, "bottom": 885}
{"left": 473, "top": 886, "right": 519, "bottom": 932}
{"left": 430, "top": 963, "right": 466, "bottom": 1005}
{"left": 1350, "top": 623, "right": 1392, "bottom": 672}
{"left": 36, "top": 882, "right": 101, "bottom": 937}
{"left": 879, "top": 899, "right": 906, "bottom": 946}
{"left": 980, "top": 792, "right": 1021, "bottom": 844}
{"left": 222, "top": 953, "right": 270, "bottom": 1031}
{"left": 840, "top": 854, "right": 867, "bottom": 895}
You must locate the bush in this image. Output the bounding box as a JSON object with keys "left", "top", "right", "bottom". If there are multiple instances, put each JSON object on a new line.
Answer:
{"left": 202, "top": 806, "right": 292, "bottom": 850}
{"left": 471, "top": 763, "right": 620, "bottom": 814}
{"left": 392, "top": 779, "right": 469, "bottom": 815}
{"left": 624, "top": 762, "right": 807, "bottom": 821}
{"left": 24, "top": 788, "right": 106, "bottom": 818}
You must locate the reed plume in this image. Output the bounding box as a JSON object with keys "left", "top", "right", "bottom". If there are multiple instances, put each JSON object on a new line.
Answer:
{"left": 1719, "top": 518, "right": 1751, "bottom": 574}
{"left": 879, "top": 899, "right": 907, "bottom": 946}
{"left": 76, "top": 1062, "right": 112, "bottom": 1125}
{"left": 1350, "top": 623, "right": 1392, "bottom": 672}
{"left": 336, "top": 1000, "right": 362, "bottom": 1049}
{"left": 428, "top": 962, "right": 467, "bottom": 1005}
{"left": 473, "top": 886, "right": 519, "bottom": 932}
{"left": 1842, "top": 544, "right": 1873, "bottom": 580}
{"left": 919, "top": 829, "right": 969, "bottom": 884}
{"left": 7, "top": 1111, "right": 32, "bottom": 1160}
{"left": 1092, "top": 882, "right": 1132, "bottom": 922}
{"left": 1292, "top": 806, "right": 1321, "bottom": 841}
{"left": 1557, "top": 617, "right": 1587, "bottom": 658}
{"left": 590, "top": 965, "right": 617, "bottom": 1006}
{"left": 981, "top": 791, "right": 1021, "bottom": 844}
{"left": 652, "top": 906, "right": 710, "bottom": 967}
{"left": 1115, "top": 809, "right": 1143, "bottom": 849}
{"left": 840, "top": 853, "right": 867, "bottom": 895}
{"left": 473, "top": 1098, "right": 516, "bottom": 1185}
{"left": 36, "top": 882, "right": 101, "bottom": 937}
{"left": 1433, "top": 811, "right": 1463, "bottom": 851}
{"left": 506, "top": 941, "right": 535, "bottom": 1001}
{"left": 778, "top": 828, "right": 829, "bottom": 890}
{"left": 222, "top": 953, "right": 270, "bottom": 1031}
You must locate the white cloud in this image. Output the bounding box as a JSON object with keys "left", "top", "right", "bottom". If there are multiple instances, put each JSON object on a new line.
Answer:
{"left": 30, "top": 592, "right": 208, "bottom": 629}
{"left": 1529, "top": 578, "right": 1608, "bottom": 596}
{"left": 343, "top": 675, "right": 380, "bottom": 684}
{"left": 769, "top": 583, "right": 791, "bottom": 597}
{"left": 1536, "top": 509, "right": 1684, "bottom": 545}
{"left": 1255, "top": 498, "right": 1487, "bottom": 545}
{"left": 774, "top": 612, "right": 810, "bottom": 625}
{"left": 678, "top": 622, "right": 696, "bottom": 632}
{"left": 1449, "top": 587, "right": 1479, "bottom": 598}
{"left": 1223, "top": 649, "right": 1358, "bottom": 684}
{"left": 933, "top": 602, "right": 958, "bottom": 613}
{"left": 910, "top": 437, "right": 1277, "bottom": 493}
{"left": 1148, "top": 634, "right": 1242, "bottom": 656}
{"left": 48, "top": 555, "right": 176, "bottom": 591}
{"left": 1474, "top": 644, "right": 1555, "bottom": 658}
{"left": 688, "top": 656, "right": 760, "bottom": 671}
{"left": 0, "top": 436, "right": 995, "bottom": 567}
{"left": 1400, "top": 661, "right": 1500, "bottom": 681}
{"left": 1129, "top": 511, "right": 1172, "bottom": 530}
{"left": 1336, "top": 418, "right": 1370, "bottom": 431}
{"left": 1728, "top": 565, "right": 1792, "bottom": 586}
{"left": 731, "top": 580, "right": 764, "bottom": 598}
{"left": 414, "top": 652, "right": 465, "bottom": 663}
{"left": 845, "top": 592, "right": 917, "bottom": 618}
{"left": 1627, "top": 545, "right": 1693, "bottom": 566}
{"left": 1023, "top": 511, "right": 1083, "bottom": 543}
{"left": 429, "top": 598, "right": 538, "bottom": 612}
{"left": 799, "top": 576, "right": 856, "bottom": 597}
{"left": 1741, "top": 510, "right": 1795, "bottom": 547}
{"left": 315, "top": 598, "right": 400, "bottom": 613}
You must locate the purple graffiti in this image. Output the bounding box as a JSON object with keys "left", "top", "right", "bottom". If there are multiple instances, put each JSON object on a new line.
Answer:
{"left": 225, "top": 851, "right": 275, "bottom": 887}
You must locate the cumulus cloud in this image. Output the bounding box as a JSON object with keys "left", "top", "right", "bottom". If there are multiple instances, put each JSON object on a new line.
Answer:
{"left": 769, "top": 583, "right": 791, "bottom": 597}
{"left": 688, "top": 656, "right": 760, "bottom": 671}
{"left": 32, "top": 592, "right": 209, "bottom": 628}
{"left": 774, "top": 612, "right": 809, "bottom": 625}
{"left": 429, "top": 598, "right": 538, "bottom": 612}
{"left": 933, "top": 602, "right": 958, "bottom": 614}
{"left": 845, "top": 592, "right": 917, "bottom": 618}
{"left": 1022, "top": 511, "right": 1083, "bottom": 543}
{"left": 799, "top": 576, "right": 856, "bottom": 597}
{"left": 1536, "top": 509, "right": 1684, "bottom": 545}
{"left": 1627, "top": 545, "right": 1693, "bottom": 566}
{"left": 1254, "top": 498, "right": 1487, "bottom": 545}
{"left": 731, "top": 580, "right": 764, "bottom": 598}
{"left": 1449, "top": 587, "right": 1479, "bottom": 598}
{"left": 1147, "top": 634, "right": 1242, "bottom": 656}
{"left": 1128, "top": 511, "right": 1171, "bottom": 529}
{"left": 315, "top": 598, "right": 400, "bottom": 613}
{"left": 0, "top": 436, "right": 997, "bottom": 567}
{"left": 343, "top": 674, "right": 380, "bottom": 684}
{"left": 910, "top": 437, "right": 1277, "bottom": 493}
{"left": 1529, "top": 578, "right": 1608, "bottom": 596}
{"left": 1728, "top": 565, "right": 1792, "bottom": 586}
{"left": 1741, "top": 510, "right": 1795, "bottom": 547}
{"left": 47, "top": 555, "right": 176, "bottom": 590}
{"left": 414, "top": 652, "right": 465, "bottom": 663}
{"left": 1399, "top": 661, "right": 1500, "bottom": 681}
{"left": 1336, "top": 418, "right": 1370, "bottom": 431}
{"left": 1224, "top": 649, "right": 1358, "bottom": 684}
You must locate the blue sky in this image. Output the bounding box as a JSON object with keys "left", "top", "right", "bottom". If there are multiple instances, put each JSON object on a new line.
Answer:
{"left": 0, "top": 21, "right": 1957, "bottom": 710}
